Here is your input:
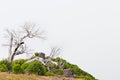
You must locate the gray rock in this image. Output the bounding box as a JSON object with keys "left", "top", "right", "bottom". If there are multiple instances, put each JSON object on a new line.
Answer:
{"left": 39, "top": 52, "right": 45, "bottom": 59}
{"left": 63, "top": 69, "right": 75, "bottom": 78}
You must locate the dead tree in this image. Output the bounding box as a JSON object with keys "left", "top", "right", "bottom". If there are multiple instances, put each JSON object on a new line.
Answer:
{"left": 3, "top": 23, "right": 45, "bottom": 73}
{"left": 44, "top": 46, "right": 61, "bottom": 71}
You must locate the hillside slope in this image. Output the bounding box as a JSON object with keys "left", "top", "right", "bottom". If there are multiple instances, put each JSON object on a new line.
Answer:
{"left": 0, "top": 57, "right": 96, "bottom": 80}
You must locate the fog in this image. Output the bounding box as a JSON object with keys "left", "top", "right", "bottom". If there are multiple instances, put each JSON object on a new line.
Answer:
{"left": 0, "top": 0, "right": 120, "bottom": 80}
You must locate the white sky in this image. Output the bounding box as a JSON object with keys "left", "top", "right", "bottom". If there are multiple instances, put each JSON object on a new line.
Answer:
{"left": 0, "top": 0, "right": 120, "bottom": 80}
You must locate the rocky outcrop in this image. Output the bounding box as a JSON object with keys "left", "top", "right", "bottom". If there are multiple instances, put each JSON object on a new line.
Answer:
{"left": 64, "top": 69, "right": 75, "bottom": 78}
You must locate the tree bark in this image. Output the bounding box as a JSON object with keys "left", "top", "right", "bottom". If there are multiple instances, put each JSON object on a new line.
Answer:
{"left": 8, "top": 42, "right": 24, "bottom": 73}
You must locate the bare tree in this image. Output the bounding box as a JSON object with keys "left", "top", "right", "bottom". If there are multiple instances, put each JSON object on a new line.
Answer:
{"left": 25, "top": 46, "right": 61, "bottom": 71}
{"left": 3, "top": 23, "right": 45, "bottom": 73}
{"left": 44, "top": 46, "right": 61, "bottom": 71}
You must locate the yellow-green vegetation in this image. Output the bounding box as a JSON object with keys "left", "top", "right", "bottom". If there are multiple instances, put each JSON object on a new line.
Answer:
{"left": 0, "top": 57, "right": 97, "bottom": 80}
{"left": 0, "top": 72, "right": 38, "bottom": 80}
{"left": 0, "top": 72, "right": 84, "bottom": 80}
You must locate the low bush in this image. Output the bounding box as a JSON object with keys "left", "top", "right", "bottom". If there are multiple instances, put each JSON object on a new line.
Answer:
{"left": 45, "top": 72, "right": 55, "bottom": 76}
{"left": 34, "top": 52, "right": 39, "bottom": 56}
{"left": 0, "top": 59, "right": 10, "bottom": 70}
{"left": 49, "top": 62, "right": 57, "bottom": 69}
{"left": 75, "top": 75, "right": 84, "bottom": 78}
{"left": 12, "top": 59, "right": 26, "bottom": 74}
{"left": 63, "top": 62, "right": 71, "bottom": 69}
{"left": 12, "top": 59, "right": 26, "bottom": 65}
{"left": 70, "top": 64, "right": 81, "bottom": 75}
{"left": 0, "top": 64, "right": 8, "bottom": 72}
{"left": 85, "top": 75, "right": 95, "bottom": 80}
{"left": 26, "top": 61, "right": 47, "bottom": 75}
{"left": 21, "top": 63, "right": 29, "bottom": 73}
{"left": 12, "top": 64, "right": 23, "bottom": 74}
{"left": 54, "top": 69, "right": 64, "bottom": 75}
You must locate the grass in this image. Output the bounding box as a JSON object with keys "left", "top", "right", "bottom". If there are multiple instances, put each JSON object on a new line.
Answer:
{"left": 0, "top": 72, "right": 84, "bottom": 80}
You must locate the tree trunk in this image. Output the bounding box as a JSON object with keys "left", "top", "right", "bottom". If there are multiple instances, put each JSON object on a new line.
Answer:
{"left": 8, "top": 58, "right": 12, "bottom": 74}
{"left": 7, "top": 42, "right": 24, "bottom": 74}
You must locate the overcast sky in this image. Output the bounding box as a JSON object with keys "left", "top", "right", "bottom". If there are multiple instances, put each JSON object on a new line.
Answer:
{"left": 0, "top": 0, "right": 120, "bottom": 80}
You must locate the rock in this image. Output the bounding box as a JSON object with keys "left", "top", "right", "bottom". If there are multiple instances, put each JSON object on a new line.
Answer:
{"left": 39, "top": 52, "right": 45, "bottom": 59}
{"left": 63, "top": 69, "right": 74, "bottom": 78}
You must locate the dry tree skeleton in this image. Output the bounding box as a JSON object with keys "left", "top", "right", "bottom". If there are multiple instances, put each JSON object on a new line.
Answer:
{"left": 3, "top": 23, "right": 45, "bottom": 73}
{"left": 25, "top": 46, "right": 61, "bottom": 71}
{"left": 44, "top": 46, "right": 61, "bottom": 71}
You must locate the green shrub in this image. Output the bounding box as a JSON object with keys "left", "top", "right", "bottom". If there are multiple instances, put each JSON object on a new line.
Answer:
{"left": 12, "top": 59, "right": 26, "bottom": 65}
{"left": 0, "top": 59, "right": 10, "bottom": 70}
{"left": 54, "top": 69, "right": 64, "bottom": 75}
{"left": 26, "top": 61, "right": 46, "bottom": 75}
{"left": 45, "top": 72, "right": 55, "bottom": 76}
{"left": 21, "top": 63, "right": 29, "bottom": 73}
{"left": 52, "top": 57, "right": 68, "bottom": 69}
{"left": 34, "top": 52, "right": 39, "bottom": 56}
{"left": 70, "top": 64, "right": 81, "bottom": 75}
{"left": 12, "top": 59, "right": 26, "bottom": 74}
{"left": 75, "top": 75, "right": 84, "bottom": 78}
{"left": 0, "top": 64, "right": 8, "bottom": 72}
{"left": 12, "top": 64, "right": 23, "bottom": 74}
{"left": 49, "top": 63, "right": 57, "bottom": 69}
{"left": 63, "top": 62, "right": 71, "bottom": 69}
{"left": 85, "top": 75, "right": 95, "bottom": 80}
{"left": 52, "top": 57, "right": 61, "bottom": 62}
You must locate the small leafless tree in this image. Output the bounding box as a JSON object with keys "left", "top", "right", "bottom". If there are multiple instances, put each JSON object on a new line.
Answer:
{"left": 3, "top": 23, "right": 45, "bottom": 73}
{"left": 44, "top": 46, "right": 61, "bottom": 71}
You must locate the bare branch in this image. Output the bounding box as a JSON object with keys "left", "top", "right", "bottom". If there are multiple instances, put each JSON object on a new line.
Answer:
{"left": 21, "top": 23, "right": 46, "bottom": 39}
{"left": 9, "top": 33, "right": 13, "bottom": 56}
{"left": 49, "top": 46, "right": 61, "bottom": 58}
{"left": 3, "top": 29, "right": 12, "bottom": 40}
